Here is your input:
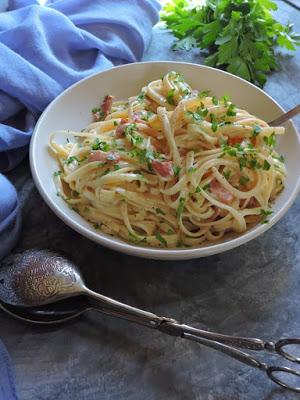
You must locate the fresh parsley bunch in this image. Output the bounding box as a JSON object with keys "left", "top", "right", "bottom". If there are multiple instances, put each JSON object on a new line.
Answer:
{"left": 161, "top": 0, "right": 300, "bottom": 86}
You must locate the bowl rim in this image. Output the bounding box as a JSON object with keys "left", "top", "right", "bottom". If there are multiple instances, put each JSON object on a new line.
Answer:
{"left": 29, "top": 60, "right": 300, "bottom": 260}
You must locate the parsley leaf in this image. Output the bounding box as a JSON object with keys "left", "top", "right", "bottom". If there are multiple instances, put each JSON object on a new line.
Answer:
{"left": 188, "top": 166, "right": 197, "bottom": 174}
{"left": 161, "top": 0, "right": 300, "bottom": 86}
{"left": 222, "top": 95, "right": 230, "bottom": 106}
{"left": 239, "top": 175, "right": 250, "bottom": 185}
{"left": 202, "top": 183, "right": 210, "bottom": 191}
{"left": 226, "top": 104, "right": 237, "bottom": 117}
{"left": 212, "top": 96, "right": 219, "bottom": 105}
{"left": 253, "top": 125, "right": 262, "bottom": 137}
{"left": 155, "top": 208, "right": 166, "bottom": 215}
{"left": 198, "top": 90, "right": 211, "bottom": 98}
{"left": 155, "top": 231, "right": 167, "bottom": 246}
{"left": 273, "top": 154, "right": 285, "bottom": 163}
{"left": 263, "top": 160, "right": 271, "bottom": 170}
{"left": 223, "top": 170, "right": 231, "bottom": 180}
{"left": 53, "top": 170, "right": 62, "bottom": 177}
{"left": 210, "top": 113, "right": 218, "bottom": 132}
{"left": 65, "top": 156, "right": 79, "bottom": 165}
{"left": 91, "top": 107, "right": 100, "bottom": 114}
{"left": 263, "top": 133, "right": 276, "bottom": 148}
{"left": 166, "top": 89, "right": 176, "bottom": 105}
{"left": 176, "top": 197, "right": 185, "bottom": 217}
{"left": 137, "top": 91, "right": 145, "bottom": 103}
{"left": 260, "top": 208, "right": 273, "bottom": 223}
{"left": 92, "top": 139, "right": 110, "bottom": 151}
{"left": 173, "top": 164, "right": 181, "bottom": 177}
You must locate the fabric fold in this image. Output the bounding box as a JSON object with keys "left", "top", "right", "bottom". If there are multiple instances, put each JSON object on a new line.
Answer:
{"left": 0, "top": 0, "right": 160, "bottom": 169}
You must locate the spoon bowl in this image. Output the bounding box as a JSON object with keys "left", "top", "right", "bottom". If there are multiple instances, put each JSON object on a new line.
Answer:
{"left": 0, "top": 297, "right": 87, "bottom": 324}
{"left": 0, "top": 249, "right": 86, "bottom": 307}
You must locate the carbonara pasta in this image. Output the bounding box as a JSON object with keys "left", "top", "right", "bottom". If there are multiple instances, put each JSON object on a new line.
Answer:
{"left": 49, "top": 71, "right": 286, "bottom": 248}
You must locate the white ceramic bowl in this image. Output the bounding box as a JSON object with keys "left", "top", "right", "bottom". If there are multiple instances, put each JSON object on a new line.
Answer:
{"left": 30, "top": 61, "right": 300, "bottom": 260}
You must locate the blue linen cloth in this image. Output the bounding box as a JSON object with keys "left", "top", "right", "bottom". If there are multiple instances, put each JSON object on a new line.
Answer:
{"left": 0, "top": 340, "right": 18, "bottom": 400}
{"left": 0, "top": 0, "right": 160, "bottom": 258}
{"left": 0, "top": 1, "right": 160, "bottom": 398}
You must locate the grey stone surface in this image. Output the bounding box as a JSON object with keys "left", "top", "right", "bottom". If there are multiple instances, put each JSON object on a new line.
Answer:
{"left": 1, "top": 1, "right": 300, "bottom": 399}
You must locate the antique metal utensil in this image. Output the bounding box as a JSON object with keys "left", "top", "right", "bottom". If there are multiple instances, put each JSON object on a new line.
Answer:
{"left": 1, "top": 249, "right": 300, "bottom": 393}
{"left": 268, "top": 104, "right": 300, "bottom": 126}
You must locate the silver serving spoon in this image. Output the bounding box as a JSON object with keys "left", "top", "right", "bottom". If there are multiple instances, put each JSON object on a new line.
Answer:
{"left": 1, "top": 249, "right": 300, "bottom": 393}
{"left": 268, "top": 104, "right": 300, "bottom": 126}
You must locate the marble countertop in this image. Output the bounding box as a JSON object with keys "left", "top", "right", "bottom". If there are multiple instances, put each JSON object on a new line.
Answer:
{"left": 1, "top": 1, "right": 300, "bottom": 399}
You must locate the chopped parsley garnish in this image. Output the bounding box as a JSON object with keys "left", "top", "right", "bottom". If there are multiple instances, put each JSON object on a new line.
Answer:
{"left": 252, "top": 125, "right": 262, "bottom": 137}
{"left": 198, "top": 90, "right": 211, "bottom": 98}
{"left": 202, "top": 183, "right": 210, "bottom": 191}
{"left": 223, "top": 170, "right": 231, "bottom": 180}
{"left": 167, "top": 228, "right": 175, "bottom": 235}
{"left": 260, "top": 208, "right": 273, "bottom": 223}
{"left": 128, "top": 231, "right": 144, "bottom": 243}
{"left": 113, "top": 121, "right": 118, "bottom": 126}
{"left": 156, "top": 208, "right": 166, "bottom": 215}
{"left": 239, "top": 157, "right": 247, "bottom": 170}
{"left": 166, "top": 89, "right": 176, "bottom": 105}
{"left": 172, "top": 71, "right": 185, "bottom": 83}
{"left": 210, "top": 113, "right": 218, "bottom": 132}
{"left": 141, "top": 111, "right": 154, "bottom": 121}
{"left": 113, "top": 164, "right": 121, "bottom": 171}
{"left": 212, "top": 96, "right": 218, "bottom": 105}
{"left": 273, "top": 154, "right": 285, "bottom": 163}
{"left": 124, "top": 123, "right": 144, "bottom": 146}
{"left": 124, "top": 123, "right": 137, "bottom": 136}
{"left": 187, "top": 106, "right": 209, "bottom": 123}
{"left": 263, "top": 160, "right": 271, "bottom": 170}
{"left": 155, "top": 231, "right": 167, "bottom": 246}
{"left": 239, "top": 175, "right": 250, "bottom": 185}
{"left": 248, "top": 158, "right": 261, "bottom": 170}
{"left": 137, "top": 91, "right": 146, "bottom": 103}
{"left": 226, "top": 104, "right": 237, "bottom": 117}
{"left": 91, "top": 107, "right": 100, "bottom": 113}
{"left": 176, "top": 197, "right": 186, "bottom": 217}
{"left": 132, "top": 135, "right": 144, "bottom": 146}
{"left": 195, "top": 186, "right": 201, "bottom": 193}
{"left": 188, "top": 166, "right": 197, "bottom": 174}
{"left": 182, "top": 88, "right": 191, "bottom": 96}
{"left": 53, "top": 170, "right": 62, "bottom": 177}
{"left": 220, "top": 142, "right": 262, "bottom": 171}
{"left": 222, "top": 95, "right": 230, "bottom": 107}
{"left": 263, "top": 132, "right": 276, "bottom": 148}
{"left": 65, "top": 156, "right": 79, "bottom": 165}
{"left": 92, "top": 139, "right": 110, "bottom": 151}
{"left": 173, "top": 164, "right": 181, "bottom": 177}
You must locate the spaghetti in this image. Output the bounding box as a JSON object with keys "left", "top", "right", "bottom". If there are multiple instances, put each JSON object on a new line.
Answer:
{"left": 49, "top": 71, "right": 286, "bottom": 248}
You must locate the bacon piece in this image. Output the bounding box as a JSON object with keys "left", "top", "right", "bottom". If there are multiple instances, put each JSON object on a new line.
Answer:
{"left": 115, "top": 118, "right": 129, "bottom": 138}
{"left": 210, "top": 207, "right": 228, "bottom": 220}
{"left": 88, "top": 151, "right": 120, "bottom": 163}
{"left": 101, "top": 95, "right": 114, "bottom": 116}
{"left": 210, "top": 179, "right": 233, "bottom": 204}
{"left": 248, "top": 197, "right": 259, "bottom": 208}
{"left": 228, "top": 136, "right": 243, "bottom": 146}
{"left": 88, "top": 151, "right": 107, "bottom": 163}
{"left": 152, "top": 160, "right": 174, "bottom": 177}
